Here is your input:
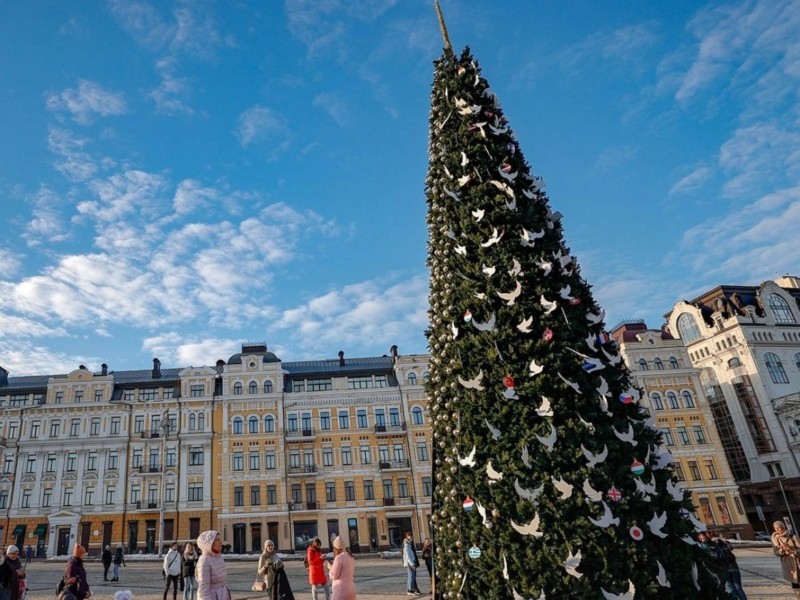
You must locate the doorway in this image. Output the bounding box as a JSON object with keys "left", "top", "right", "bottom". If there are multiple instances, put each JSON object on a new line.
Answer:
{"left": 347, "top": 518, "right": 360, "bottom": 553}
{"left": 57, "top": 528, "right": 71, "bottom": 556}
{"left": 233, "top": 524, "right": 246, "bottom": 554}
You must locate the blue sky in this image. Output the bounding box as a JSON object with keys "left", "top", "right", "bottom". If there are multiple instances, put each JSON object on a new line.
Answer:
{"left": 1, "top": 0, "right": 799, "bottom": 376}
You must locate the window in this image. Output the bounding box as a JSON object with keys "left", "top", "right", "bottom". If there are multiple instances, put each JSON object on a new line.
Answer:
{"left": 21, "top": 489, "right": 31, "bottom": 508}
{"left": 339, "top": 411, "right": 350, "bottom": 429}
{"left": 344, "top": 481, "right": 355, "bottom": 501}
{"left": 638, "top": 359, "right": 648, "bottom": 371}
{"left": 108, "top": 451, "right": 118, "bottom": 470}
{"left": 292, "top": 380, "right": 305, "bottom": 393}
{"left": 63, "top": 487, "right": 73, "bottom": 506}
{"left": 326, "top": 482, "right": 336, "bottom": 502}
{"left": 288, "top": 414, "right": 298, "bottom": 431}
{"left": 139, "top": 389, "right": 157, "bottom": 401}
{"left": 0, "top": 491, "right": 7, "bottom": 508}
{"left": 677, "top": 313, "right": 702, "bottom": 343}
{"left": 84, "top": 487, "right": 94, "bottom": 506}
{"left": 769, "top": 293, "right": 795, "bottom": 323}
{"left": 25, "top": 457, "right": 35, "bottom": 473}
{"left": 234, "top": 486, "right": 244, "bottom": 506}
{"left": 382, "top": 479, "right": 394, "bottom": 499}
{"left": 265, "top": 452, "right": 276, "bottom": 470}
{"left": 233, "top": 452, "right": 244, "bottom": 471}
{"left": 417, "top": 442, "right": 429, "bottom": 461}
{"left": 765, "top": 352, "right": 789, "bottom": 384}
{"left": 302, "top": 412, "right": 312, "bottom": 431}
{"left": 360, "top": 446, "right": 371, "bottom": 464}
{"left": 389, "top": 408, "right": 401, "bottom": 426}
{"left": 357, "top": 409, "right": 368, "bottom": 428}
{"left": 364, "top": 480, "right": 374, "bottom": 500}
{"left": 705, "top": 460, "right": 718, "bottom": 480}
{"left": 661, "top": 428, "right": 674, "bottom": 446}
{"left": 767, "top": 462, "right": 785, "bottom": 478}
{"left": 134, "top": 416, "right": 144, "bottom": 433}
{"left": 249, "top": 416, "right": 259, "bottom": 433}
{"left": 189, "top": 448, "right": 204, "bottom": 466}
{"left": 87, "top": 452, "right": 98, "bottom": 471}
{"left": 669, "top": 357, "right": 679, "bottom": 369}
{"left": 266, "top": 485, "right": 277, "bottom": 505}
{"left": 322, "top": 448, "right": 333, "bottom": 467}
{"left": 90, "top": 418, "right": 100, "bottom": 436}
{"left": 188, "top": 484, "right": 203, "bottom": 501}
{"left": 682, "top": 391, "right": 695, "bottom": 408}
{"left": 3, "top": 456, "right": 12, "bottom": 474}
{"left": 74, "top": 390, "right": 83, "bottom": 403}
{"left": 289, "top": 452, "right": 300, "bottom": 468}
{"left": 30, "top": 421, "right": 40, "bottom": 438}
{"left": 110, "top": 417, "right": 121, "bottom": 435}
{"left": 46, "top": 454, "right": 56, "bottom": 472}
{"left": 320, "top": 412, "right": 331, "bottom": 430}
{"left": 123, "top": 391, "right": 133, "bottom": 401}
{"left": 70, "top": 419, "right": 80, "bottom": 437}
{"left": 667, "top": 392, "right": 679, "bottom": 409}
{"left": 693, "top": 426, "right": 707, "bottom": 444}
{"left": 654, "top": 358, "right": 664, "bottom": 370}
{"left": 66, "top": 452, "right": 77, "bottom": 471}
{"left": 233, "top": 382, "right": 242, "bottom": 395}
{"left": 393, "top": 444, "right": 405, "bottom": 462}
{"left": 379, "top": 445, "right": 390, "bottom": 462}
{"left": 303, "top": 450, "right": 314, "bottom": 469}
{"left": 165, "top": 484, "right": 175, "bottom": 502}
{"left": 348, "top": 376, "right": 372, "bottom": 389}
{"left": 728, "top": 357, "right": 742, "bottom": 368}
{"left": 375, "top": 409, "right": 386, "bottom": 427}
{"left": 398, "top": 478, "right": 409, "bottom": 497}
{"left": 264, "top": 415, "right": 274, "bottom": 433}
{"left": 132, "top": 450, "right": 142, "bottom": 468}
{"left": 375, "top": 374, "right": 388, "bottom": 387}
{"left": 264, "top": 381, "right": 273, "bottom": 394}
{"left": 166, "top": 447, "right": 176, "bottom": 467}
{"left": 190, "top": 384, "right": 204, "bottom": 397}
{"left": 8, "top": 423, "right": 17, "bottom": 439}
{"left": 233, "top": 418, "right": 243, "bottom": 434}
{"left": 163, "top": 387, "right": 174, "bottom": 399}
{"left": 677, "top": 427, "right": 690, "bottom": 445}
{"left": 198, "top": 413, "right": 205, "bottom": 429}
{"left": 341, "top": 447, "right": 352, "bottom": 465}
{"left": 305, "top": 483, "right": 316, "bottom": 504}
{"left": 249, "top": 381, "right": 258, "bottom": 394}
{"left": 307, "top": 378, "right": 332, "bottom": 391}
{"left": 422, "top": 477, "right": 432, "bottom": 496}
{"left": 43, "top": 488, "right": 53, "bottom": 507}
{"left": 189, "top": 413, "right": 197, "bottom": 430}
{"left": 408, "top": 372, "right": 417, "bottom": 385}
{"left": 50, "top": 421, "right": 60, "bottom": 437}
{"left": 412, "top": 407, "right": 424, "bottom": 425}
{"left": 795, "top": 352, "right": 800, "bottom": 371}
{"left": 250, "top": 451, "right": 260, "bottom": 470}
{"left": 291, "top": 484, "right": 301, "bottom": 503}
{"left": 650, "top": 393, "right": 664, "bottom": 410}
{"left": 688, "top": 461, "right": 702, "bottom": 480}
{"left": 55, "top": 391, "right": 64, "bottom": 403}
{"left": 251, "top": 485, "right": 261, "bottom": 506}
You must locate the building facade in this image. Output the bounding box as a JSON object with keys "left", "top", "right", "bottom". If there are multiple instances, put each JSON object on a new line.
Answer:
{"left": 612, "top": 321, "right": 751, "bottom": 538}
{"left": 665, "top": 276, "right": 800, "bottom": 533}
{"left": 0, "top": 345, "right": 431, "bottom": 556}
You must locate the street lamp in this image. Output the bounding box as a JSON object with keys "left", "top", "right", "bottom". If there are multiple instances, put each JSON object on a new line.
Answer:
{"left": 158, "top": 411, "right": 170, "bottom": 556}
{"left": 777, "top": 477, "right": 798, "bottom": 535}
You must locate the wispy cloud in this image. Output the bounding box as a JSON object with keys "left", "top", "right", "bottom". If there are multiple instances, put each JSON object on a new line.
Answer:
{"left": 46, "top": 80, "right": 127, "bottom": 125}
{"left": 0, "top": 249, "right": 22, "bottom": 279}
{"left": 558, "top": 22, "right": 660, "bottom": 75}
{"left": 590, "top": 145, "right": 637, "bottom": 175}
{"left": 22, "top": 186, "right": 71, "bottom": 248}
{"left": 142, "top": 333, "right": 241, "bottom": 367}
{"left": 313, "top": 92, "right": 352, "bottom": 125}
{"left": 235, "top": 105, "right": 290, "bottom": 150}
{"left": 0, "top": 339, "right": 96, "bottom": 376}
{"left": 669, "top": 165, "right": 713, "bottom": 195}
{"left": 150, "top": 57, "right": 194, "bottom": 115}
{"left": 107, "top": 0, "right": 174, "bottom": 52}
{"left": 48, "top": 127, "right": 98, "bottom": 182}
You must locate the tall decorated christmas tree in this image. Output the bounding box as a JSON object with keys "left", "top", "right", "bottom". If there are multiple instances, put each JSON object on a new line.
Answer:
{"left": 425, "top": 6, "right": 726, "bottom": 599}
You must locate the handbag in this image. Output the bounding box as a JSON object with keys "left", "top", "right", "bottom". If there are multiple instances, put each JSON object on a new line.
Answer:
{"left": 251, "top": 578, "right": 266, "bottom": 592}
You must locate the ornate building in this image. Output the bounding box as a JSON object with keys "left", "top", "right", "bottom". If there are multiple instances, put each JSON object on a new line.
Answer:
{"left": 0, "top": 345, "right": 431, "bottom": 556}
{"left": 612, "top": 321, "right": 751, "bottom": 538}
{"left": 665, "top": 276, "right": 800, "bottom": 533}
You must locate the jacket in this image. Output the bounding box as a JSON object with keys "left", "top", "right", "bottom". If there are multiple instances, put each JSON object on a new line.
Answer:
{"left": 64, "top": 556, "right": 90, "bottom": 600}
{"left": 113, "top": 547, "right": 125, "bottom": 566}
{"left": 101, "top": 549, "right": 112, "bottom": 566}
{"left": 0, "top": 556, "right": 23, "bottom": 600}
{"left": 183, "top": 554, "right": 197, "bottom": 578}
{"left": 330, "top": 551, "right": 356, "bottom": 600}
{"left": 164, "top": 549, "right": 182, "bottom": 577}
{"left": 306, "top": 546, "right": 327, "bottom": 586}
{"left": 402, "top": 538, "right": 418, "bottom": 568}
{"left": 773, "top": 530, "right": 800, "bottom": 584}
{"left": 196, "top": 534, "right": 228, "bottom": 600}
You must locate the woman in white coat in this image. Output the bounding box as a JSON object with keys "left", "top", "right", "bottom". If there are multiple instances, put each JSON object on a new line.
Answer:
{"left": 196, "top": 531, "right": 229, "bottom": 600}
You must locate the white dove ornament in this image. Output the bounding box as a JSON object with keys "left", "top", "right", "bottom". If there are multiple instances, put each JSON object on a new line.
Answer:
{"left": 511, "top": 513, "right": 543, "bottom": 538}
{"left": 458, "top": 445, "right": 476, "bottom": 467}
{"left": 563, "top": 549, "right": 582, "bottom": 579}
{"left": 588, "top": 501, "right": 619, "bottom": 528}
{"left": 601, "top": 581, "right": 636, "bottom": 600}
{"left": 647, "top": 511, "right": 668, "bottom": 538}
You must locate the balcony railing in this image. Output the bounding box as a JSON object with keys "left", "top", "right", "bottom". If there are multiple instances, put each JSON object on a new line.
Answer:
{"left": 147, "top": 502, "right": 158, "bottom": 509}
{"left": 383, "top": 498, "right": 395, "bottom": 506}
{"left": 286, "top": 428, "right": 316, "bottom": 439}
{"left": 379, "top": 459, "right": 410, "bottom": 471}
{"left": 383, "top": 496, "right": 413, "bottom": 507}
{"left": 375, "top": 423, "right": 406, "bottom": 435}
{"left": 288, "top": 464, "right": 318, "bottom": 475}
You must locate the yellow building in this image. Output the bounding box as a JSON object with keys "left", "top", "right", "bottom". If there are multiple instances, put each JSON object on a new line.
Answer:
{"left": 612, "top": 321, "right": 752, "bottom": 538}
{"left": 0, "top": 345, "right": 430, "bottom": 555}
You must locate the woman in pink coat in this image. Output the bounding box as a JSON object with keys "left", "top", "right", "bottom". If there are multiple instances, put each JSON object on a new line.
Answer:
{"left": 196, "top": 531, "right": 230, "bottom": 600}
{"left": 327, "top": 536, "right": 356, "bottom": 600}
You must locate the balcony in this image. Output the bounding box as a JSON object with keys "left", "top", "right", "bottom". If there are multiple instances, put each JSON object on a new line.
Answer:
{"left": 286, "top": 427, "right": 316, "bottom": 441}
{"left": 288, "top": 464, "right": 318, "bottom": 476}
{"left": 383, "top": 496, "right": 414, "bottom": 507}
{"left": 140, "top": 431, "right": 161, "bottom": 439}
{"left": 147, "top": 502, "right": 158, "bottom": 509}
{"left": 148, "top": 465, "right": 162, "bottom": 474}
{"left": 375, "top": 423, "right": 406, "bottom": 435}
{"left": 379, "top": 459, "right": 410, "bottom": 471}
{"left": 0, "top": 437, "right": 7, "bottom": 447}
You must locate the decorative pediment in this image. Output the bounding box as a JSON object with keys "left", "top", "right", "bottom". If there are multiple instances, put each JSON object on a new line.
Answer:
{"left": 62, "top": 472, "right": 78, "bottom": 482}
{"left": 20, "top": 474, "right": 36, "bottom": 483}
{"left": 41, "top": 474, "right": 57, "bottom": 483}
{"left": 83, "top": 472, "right": 99, "bottom": 481}
{"left": 49, "top": 510, "right": 80, "bottom": 520}
{"left": 773, "top": 395, "right": 800, "bottom": 415}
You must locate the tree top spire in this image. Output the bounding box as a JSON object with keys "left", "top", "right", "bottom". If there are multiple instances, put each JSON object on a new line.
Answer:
{"left": 434, "top": 0, "right": 453, "bottom": 52}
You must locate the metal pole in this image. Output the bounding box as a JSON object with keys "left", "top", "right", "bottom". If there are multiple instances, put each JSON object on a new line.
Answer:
{"left": 158, "top": 413, "right": 169, "bottom": 556}
{"left": 778, "top": 477, "right": 798, "bottom": 535}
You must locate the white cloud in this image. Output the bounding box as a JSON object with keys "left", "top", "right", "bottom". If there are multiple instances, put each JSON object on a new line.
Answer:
{"left": 22, "top": 185, "right": 70, "bottom": 248}
{"left": 173, "top": 179, "right": 221, "bottom": 215}
{"left": 108, "top": 0, "right": 174, "bottom": 51}
{"left": 46, "top": 80, "right": 127, "bottom": 125}
{"left": 590, "top": 145, "right": 637, "bottom": 175}
{"left": 150, "top": 57, "right": 194, "bottom": 115}
{"left": 142, "top": 333, "right": 240, "bottom": 367}
{"left": 558, "top": 22, "right": 660, "bottom": 75}
{"left": 0, "top": 314, "right": 66, "bottom": 338}
{"left": 669, "top": 165, "right": 713, "bottom": 195}
{"left": 235, "top": 106, "right": 290, "bottom": 152}
{"left": 313, "top": 92, "right": 352, "bottom": 126}
{"left": 0, "top": 340, "right": 97, "bottom": 377}
{"left": 0, "top": 249, "right": 22, "bottom": 278}
{"left": 79, "top": 169, "right": 168, "bottom": 223}
{"left": 48, "top": 127, "right": 97, "bottom": 182}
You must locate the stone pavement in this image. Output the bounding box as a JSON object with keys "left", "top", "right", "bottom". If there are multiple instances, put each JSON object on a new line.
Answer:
{"left": 19, "top": 546, "right": 799, "bottom": 599}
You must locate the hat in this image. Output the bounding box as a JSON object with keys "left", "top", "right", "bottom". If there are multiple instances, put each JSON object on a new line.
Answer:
{"left": 73, "top": 544, "right": 86, "bottom": 558}
{"left": 264, "top": 539, "right": 275, "bottom": 551}
{"left": 6, "top": 545, "right": 18, "bottom": 554}
{"left": 774, "top": 520, "right": 787, "bottom": 529}
{"left": 196, "top": 530, "right": 219, "bottom": 554}
{"left": 332, "top": 536, "right": 343, "bottom": 550}
{"left": 114, "top": 592, "right": 133, "bottom": 600}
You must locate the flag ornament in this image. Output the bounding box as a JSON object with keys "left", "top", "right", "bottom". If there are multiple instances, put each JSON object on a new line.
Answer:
{"left": 463, "top": 497, "right": 475, "bottom": 512}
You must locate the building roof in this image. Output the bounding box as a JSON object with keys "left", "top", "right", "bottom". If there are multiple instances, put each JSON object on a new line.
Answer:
{"left": 610, "top": 320, "right": 674, "bottom": 343}
{"left": 1, "top": 375, "right": 52, "bottom": 392}
{"left": 284, "top": 356, "right": 394, "bottom": 376}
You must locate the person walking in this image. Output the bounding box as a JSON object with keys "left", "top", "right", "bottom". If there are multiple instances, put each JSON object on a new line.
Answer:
{"left": 63, "top": 544, "right": 91, "bottom": 600}
{"left": 182, "top": 543, "right": 198, "bottom": 600}
{"left": 327, "top": 536, "right": 355, "bottom": 600}
{"left": 101, "top": 545, "right": 113, "bottom": 582}
{"left": 402, "top": 531, "right": 421, "bottom": 596}
{"left": 112, "top": 544, "right": 126, "bottom": 582}
{"left": 0, "top": 546, "right": 25, "bottom": 600}
{"left": 421, "top": 538, "right": 433, "bottom": 580}
{"left": 196, "top": 531, "right": 228, "bottom": 600}
{"left": 306, "top": 537, "right": 330, "bottom": 600}
{"left": 23, "top": 547, "right": 31, "bottom": 567}
{"left": 258, "top": 540, "right": 294, "bottom": 600}
{"left": 773, "top": 520, "right": 800, "bottom": 598}
{"left": 163, "top": 543, "right": 182, "bottom": 600}
{"left": 706, "top": 531, "right": 747, "bottom": 600}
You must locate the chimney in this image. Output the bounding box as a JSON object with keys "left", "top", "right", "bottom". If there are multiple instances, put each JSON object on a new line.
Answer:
{"left": 215, "top": 359, "right": 225, "bottom": 375}
{"left": 79, "top": 364, "right": 87, "bottom": 370}
{"left": 338, "top": 351, "right": 345, "bottom": 367}
{"left": 101, "top": 363, "right": 108, "bottom": 376}
{"left": 152, "top": 358, "right": 161, "bottom": 379}
{"left": 390, "top": 345, "right": 398, "bottom": 359}
{"left": 0, "top": 366, "right": 7, "bottom": 386}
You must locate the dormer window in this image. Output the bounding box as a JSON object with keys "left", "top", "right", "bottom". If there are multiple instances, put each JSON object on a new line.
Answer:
{"left": 769, "top": 293, "right": 795, "bottom": 324}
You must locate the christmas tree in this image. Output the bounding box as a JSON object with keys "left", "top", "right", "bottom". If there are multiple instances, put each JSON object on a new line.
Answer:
{"left": 425, "top": 6, "right": 726, "bottom": 599}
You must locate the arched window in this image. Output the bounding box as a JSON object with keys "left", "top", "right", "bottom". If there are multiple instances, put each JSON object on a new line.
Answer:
{"left": 667, "top": 392, "right": 679, "bottom": 409}
{"left": 264, "top": 415, "right": 274, "bottom": 433}
{"left": 233, "top": 417, "right": 243, "bottom": 434}
{"left": 728, "top": 357, "right": 741, "bottom": 368}
{"left": 682, "top": 391, "right": 695, "bottom": 408}
{"left": 769, "top": 294, "right": 796, "bottom": 324}
{"left": 794, "top": 352, "right": 800, "bottom": 371}
{"left": 264, "top": 380, "right": 273, "bottom": 394}
{"left": 248, "top": 416, "right": 258, "bottom": 433}
{"left": 233, "top": 382, "right": 242, "bottom": 395}
{"left": 650, "top": 392, "right": 664, "bottom": 410}
{"left": 422, "top": 371, "right": 429, "bottom": 381}
{"left": 198, "top": 412, "right": 205, "bottom": 430}
{"left": 765, "top": 352, "right": 789, "bottom": 383}
{"left": 638, "top": 359, "right": 649, "bottom": 371}
{"left": 411, "top": 406, "right": 424, "bottom": 425}
{"left": 249, "top": 381, "right": 258, "bottom": 394}
{"left": 189, "top": 413, "right": 196, "bottom": 431}
{"left": 677, "top": 313, "right": 702, "bottom": 343}
{"left": 669, "top": 357, "right": 679, "bottom": 369}
{"left": 654, "top": 358, "right": 664, "bottom": 370}
{"left": 408, "top": 372, "right": 417, "bottom": 385}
